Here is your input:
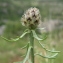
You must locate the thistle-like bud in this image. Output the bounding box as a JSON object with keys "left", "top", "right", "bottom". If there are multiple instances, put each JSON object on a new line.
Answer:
{"left": 21, "top": 7, "right": 41, "bottom": 29}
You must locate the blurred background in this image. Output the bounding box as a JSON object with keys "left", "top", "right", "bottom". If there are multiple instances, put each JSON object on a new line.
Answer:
{"left": 0, "top": 0, "right": 63, "bottom": 63}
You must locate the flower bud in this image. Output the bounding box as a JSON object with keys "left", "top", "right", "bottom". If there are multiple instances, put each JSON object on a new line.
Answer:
{"left": 21, "top": 7, "right": 41, "bottom": 29}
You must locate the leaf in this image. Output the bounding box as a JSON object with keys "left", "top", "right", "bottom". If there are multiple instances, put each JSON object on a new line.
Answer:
{"left": 20, "top": 42, "right": 29, "bottom": 50}
{"left": 23, "top": 46, "right": 32, "bottom": 63}
{"left": 20, "top": 31, "right": 28, "bottom": 38}
{"left": 1, "top": 29, "right": 29, "bottom": 42}
{"left": 14, "top": 46, "right": 31, "bottom": 63}
{"left": 38, "top": 41, "right": 60, "bottom": 53}
{"left": 32, "top": 30, "right": 42, "bottom": 40}
{"left": 35, "top": 53, "right": 58, "bottom": 59}
{"left": 37, "top": 27, "right": 45, "bottom": 30}
{"left": 49, "top": 53, "right": 58, "bottom": 58}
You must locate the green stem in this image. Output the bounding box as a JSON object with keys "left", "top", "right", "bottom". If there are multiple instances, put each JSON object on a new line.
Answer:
{"left": 29, "top": 30, "right": 34, "bottom": 63}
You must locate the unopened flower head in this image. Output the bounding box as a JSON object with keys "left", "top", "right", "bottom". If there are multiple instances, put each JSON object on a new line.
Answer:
{"left": 21, "top": 7, "right": 41, "bottom": 29}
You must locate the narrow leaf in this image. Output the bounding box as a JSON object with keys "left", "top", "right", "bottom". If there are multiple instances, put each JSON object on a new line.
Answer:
{"left": 1, "top": 29, "right": 29, "bottom": 42}
{"left": 35, "top": 53, "right": 58, "bottom": 59}
{"left": 23, "top": 46, "right": 32, "bottom": 63}
{"left": 32, "top": 30, "right": 42, "bottom": 40}
{"left": 38, "top": 41, "right": 60, "bottom": 53}
{"left": 49, "top": 53, "right": 58, "bottom": 58}
{"left": 37, "top": 27, "right": 45, "bottom": 30}
{"left": 20, "top": 31, "right": 28, "bottom": 38}
{"left": 20, "top": 42, "right": 29, "bottom": 50}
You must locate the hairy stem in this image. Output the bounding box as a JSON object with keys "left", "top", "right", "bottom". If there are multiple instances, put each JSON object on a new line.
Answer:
{"left": 29, "top": 30, "right": 34, "bottom": 63}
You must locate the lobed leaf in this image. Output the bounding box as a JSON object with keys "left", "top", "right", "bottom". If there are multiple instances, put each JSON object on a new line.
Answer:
{"left": 1, "top": 29, "right": 29, "bottom": 42}
{"left": 38, "top": 41, "right": 60, "bottom": 53}
{"left": 35, "top": 53, "right": 58, "bottom": 59}
{"left": 23, "top": 46, "right": 32, "bottom": 63}
{"left": 32, "top": 30, "right": 42, "bottom": 40}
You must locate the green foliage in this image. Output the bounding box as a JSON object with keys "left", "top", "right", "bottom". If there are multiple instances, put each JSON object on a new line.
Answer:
{"left": 1, "top": 29, "right": 29, "bottom": 42}
{"left": 0, "top": 31, "right": 63, "bottom": 63}
{"left": 1, "top": 29, "right": 60, "bottom": 63}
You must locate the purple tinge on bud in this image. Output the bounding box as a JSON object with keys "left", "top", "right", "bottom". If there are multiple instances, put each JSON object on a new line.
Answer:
{"left": 21, "top": 7, "right": 41, "bottom": 29}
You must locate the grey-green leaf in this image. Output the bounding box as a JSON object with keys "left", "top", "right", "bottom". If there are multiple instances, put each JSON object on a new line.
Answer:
{"left": 49, "top": 53, "right": 58, "bottom": 58}
{"left": 32, "top": 30, "right": 42, "bottom": 40}
{"left": 35, "top": 53, "right": 58, "bottom": 59}
{"left": 23, "top": 46, "right": 32, "bottom": 63}
{"left": 20, "top": 31, "right": 28, "bottom": 38}
{"left": 1, "top": 29, "right": 29, "bottom": 42}
{"left": 37, "top": 27, "right": 45, "bottom": 30}
{"left": 38, "top": 41, "right": 60, "bottom": 53}
{"left": 20, "top": 42, "right": 29, "bottom": 50}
